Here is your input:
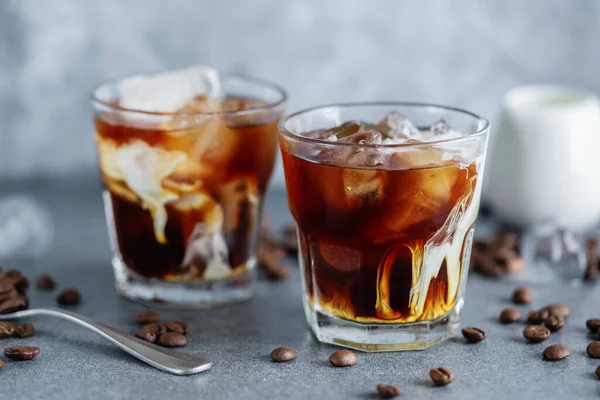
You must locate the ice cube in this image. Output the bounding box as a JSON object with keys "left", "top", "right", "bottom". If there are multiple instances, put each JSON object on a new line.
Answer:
{"left": 375, "top": 112, "right": 420, "bottom": 139}
{"left": 384, "top": 189, "right": 444, "bottom": 234}
{"left": 317, "top": 239, "right": 362, "bottom": 272}
{"left": 120, "top": 66, "right": 223, "bottom": 113}
{"left": 182, "top": 223, "right": 231, "bottom": 280}
{"left": 192, "top": 119, "right": 239, "bottom": 173}
{"left": 429, "top": 119, "right": 450, "bottom": 135}
{"left": 343, "top": 162, "right": 387, "bottom": 208}
{"left": 316, "top": 121, "right": 364, "bottom": 142}
{"left": 338, "top": 131, "right": 383, "bottom": 145}
{"left": 115, "top": 140, "right": 187, "bottom": 244}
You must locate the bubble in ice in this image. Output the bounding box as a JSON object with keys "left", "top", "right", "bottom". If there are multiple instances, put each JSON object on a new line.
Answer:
{"left": 0, "top": 195, "right": 54, "bottom": 258}
{"left": 375, "top": 112, "right": 420, "bottom": 139}
{"left": 119, "top": 66, "right": 224, "bottom": 113}
{"left": 182, "top": 222, "right": 232, "bottom": 280}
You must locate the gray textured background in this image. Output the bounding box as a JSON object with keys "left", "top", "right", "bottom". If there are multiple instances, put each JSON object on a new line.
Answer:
{"left": 1, "top": 0, "right": 600, "bottom": 186}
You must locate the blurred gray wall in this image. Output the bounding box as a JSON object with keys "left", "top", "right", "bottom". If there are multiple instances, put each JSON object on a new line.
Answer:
{"left": 1, "top": 0, "right": 599, "bottom": 187}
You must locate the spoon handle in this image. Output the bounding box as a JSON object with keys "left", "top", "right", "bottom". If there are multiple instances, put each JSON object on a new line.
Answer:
{"left": 4, "top": 308, "right": 211, "bottom": 375}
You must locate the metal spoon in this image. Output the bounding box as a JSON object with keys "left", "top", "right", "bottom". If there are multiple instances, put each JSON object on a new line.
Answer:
{"left": 1, "top": 308, "right": 212, "bottom": 375}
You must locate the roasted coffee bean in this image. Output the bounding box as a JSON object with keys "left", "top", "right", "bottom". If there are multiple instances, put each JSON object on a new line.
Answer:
{"left": 376, "top": 384, "right": 402, "bottom": 398}
{"left": 0, "top": 321, "right": 15, "bottom": 338}
{"left": 4, "top": 346, "right": 40, "bottom": 360}
{"left": 587, "top": 319, "right": 600, "bottom": 332}
{"left": 430, "top": 367, "right": 454, "bottom": 386}
{"left": 14, "top": 323, "right": 34, "bottom": 338}
{"left": 270, "top": 347, "right": 296, "bottom": 362}
{"left": 527, "top": 309, "right": 550, "bottom": 324}
{"left": 523, "top": 325, "right": 551, "bottom": 343}
{"left": 461, "top": 327, "right": 487, "bottom": 343}
{"left": 543, "top": 344, "right": 570, "bottom": 360}
{"left": 258, "top": 243, "right": 291, "bottom": 280}
{"left": 134, "top": 311, "right": 159, "bottom": 325}
{"left": 0, "top": 294, "right": 28, "bottom": 314}
{"left": 5, "top": 270, "right": 29, "bottom": 294}
{"left": 135, "top": 328, "right": 156, "bottom": 343}
{"left": 0, "top": 278, "right": 14, "bottom": 295}
{"left": 57, "top": 288, "right": 80, "bottom": 306}
{"left": 543, "top": 304, "right": 569, "bottom": 318}
{"left": 0, "top": 359, "right": 4, "bottom": 368}
{"left": 158, "top": 332, "right": 187, "bottom": 347}
{"left": 35, "top": 274, "right": 55, "bottom": 291}
{"left": 499, "top": 308, "right": 521, "bottom": 324}
{"left": 587, "top": 342, "right": 600, "bottom": 358}
{"left": 139, "top": 322, "right": 167, "bottom": 336}
{"left": 596, "top": 365, "right": 600, "bottom": 378}
{"left": 512, "top": 287, "right": 532, "bottom": 304}
{"left": 544, "top": 315, "right": 565, "bottom": 332}
{"left": 165, "top": 321, "right": 190, "bottom": 335}
{"left": 329, "top": 350, "right": 358, "bottom": 367}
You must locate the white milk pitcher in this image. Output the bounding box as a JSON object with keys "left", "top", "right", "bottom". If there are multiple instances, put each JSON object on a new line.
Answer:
{"left": 487, "top": 85, "right": 600, "bottom": 232}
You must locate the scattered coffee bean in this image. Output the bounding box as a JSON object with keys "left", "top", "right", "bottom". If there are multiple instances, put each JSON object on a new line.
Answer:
{"left": 4, "top": 346, "right": 40, "bottom": 360}
{"left": 461, "top": 327, "right": 487, "bottom": 343}
{"left": 165, "top": 321, "right": 190, "bottom": 335}
{"left": 544, "top": 315, "right": 565, "bottom": 332}
{"left": 135, "top": 328, "right": 156, "bottom": 343}
{"left": 586, "top": 319, "right": 600, "bottom": 332}
{"left": 376, "top": 384, "right": 402, "bottom": 398}
{"left": 14, "top": 323, "right": 35, "bottom": 338}
{"left": 527, "top": 309, "right": 550, "bottom": 324}
{"left": 0, "top": 321, "right": 15, "bottom": 338}
{"left": 430, "top": 367, "right": 454, "bottom": 386}
{"left": 259, "top": 223, "right": 292, "bottom": 280}
{"left": 139, "top": 322, "right": 167, "bottom": 336}
{"left": 158, "top": 332, "right": 187, "bottom": 347}
{"left": 329, "top": 350, "right": 358, "bottom": 367}
{"left": 543, "top": 304, "right": 569, "bottom": 318}
{"left": 270, "top": 347, "right": 296, "bottom": 362}
{"left": 134, "top": 311, "right": 159, "bottom": 325}
{"left": 584, "top": 237, "right": 598, "bottom": 280}
{"left": 499, "top": 308, "right": 521, "bottom": 324}
{"left": 35, "top": 274, "right": 55, "bottom": 291}
{"left": 5, "top": 270, "right": 29, "bottom": 294}
{"left": 596, "top": 365, "right": 600, "bottom": 378}
{"left": 512, "top": 287, "right": 532, "bottom": 304}
{"left": 587, "top": 342, "right": 600, "bottom": 358}
{"left": 523, "top": 325, "right": 550, "bottom": 343}
{"left": 57, "top": 288, "right": 80, "bottom": 306}
{"left": 543, "top": 344, "right": 570, "bottom": 360}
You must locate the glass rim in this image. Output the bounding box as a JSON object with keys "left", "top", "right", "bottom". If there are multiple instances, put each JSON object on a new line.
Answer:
{"left": 278, "top": 102, "right": 490, "bottom": 148}
{"left": 91, "top": 70, "right": 288, "bottom": 117}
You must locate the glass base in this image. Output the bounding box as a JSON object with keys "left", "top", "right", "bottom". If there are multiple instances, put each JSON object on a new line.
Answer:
{"left": 112, "top": 256, "right": 256, "bottom": 308}
{"left": 305, "top": 300, "right": 461, "bottom": 352}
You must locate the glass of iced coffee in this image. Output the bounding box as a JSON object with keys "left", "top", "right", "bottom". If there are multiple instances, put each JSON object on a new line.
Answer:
{"left": 279, "top": 103, "right": 489, "bottom": 351}
{"left": 91, "top": 66, "right": 286, "bottom": 307}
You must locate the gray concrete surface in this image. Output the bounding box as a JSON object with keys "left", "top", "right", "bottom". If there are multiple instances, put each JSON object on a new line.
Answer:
{"left": 1, "top": 179, "right": 600, "bottom": 399}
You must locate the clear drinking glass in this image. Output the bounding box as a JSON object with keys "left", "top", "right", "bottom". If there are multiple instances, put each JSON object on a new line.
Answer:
{"left": 279, "top": 103, "right": 490, "bottom": 351}
{"left": 91, "top": 68, "right": 286, "bottom": 307}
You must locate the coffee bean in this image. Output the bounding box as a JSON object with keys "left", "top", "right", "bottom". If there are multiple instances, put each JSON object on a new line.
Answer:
{"left": 587, "top": 342, "right": 600, "bottom": 358}
{"left": 596, "top": 365, "right": 600, "bottom": 378}
{"left": 0, "top": 294, "right": 28, "bottom": 314}
{"left": 329, "top": 350, "right": 358, "bottom": 367}
{"left": 139, "top": 322, "right": 167, "bottom": 336}
{"left": 527, "top": 309, "right": 550, "bottom": 324}
{"left": 135, "top": 328, "right": 156, "bottom": 343}
{"left": 158, "top": 332, "right": 187, "bottom": 347}
{"left": 165, "top": 321, "right": 190, "bottom": 335}
{"left": 0, "top": 359, "right": 4, "bottom": 368}
{"left": 5, "top": 270, "right": 29, "bottom": 294}
{"left": 134, "top": 311, "right": 159, "bottom": 325}
{"left": 512, "top": 287, "right": 532, "bottom": 304}
{"left": 270, "top": 347, "right": 296, "bottom": 362}
{"left": 461, "top": 327, "right": 487, "bottom": 343}
{"left": 0, "top": 321, "right": 15, "bottom": 338}
{"left": 4, "top": 346, "right": 40, "bottom": 360}
{"left": 523, "top": 325, "right": 551, "bottom": 343}
{"left": 430, "top": 367, "right": 454, "bottom": 386}
{"left": 499, "top": 308, "right": 521, "bottom": 324}
{"left": 57, "top": 288, "right": 80, "bottom": 306}
{"left": 14, "top": 323, "right": 34, "bottom": 338}
{"left": 543, "top": 304, "right": 569, "bottom": 318}
{"left": 35, "top": 274, "right": 55, "bottom": 291}
{"left": 0, "top": 278, "right": 14, "bottom": 295}
{"left": 376, "top": 384, "right": 402, "bottom": 398}
{"left": 543, "top": 344, "right": 570, "bottom": 360}
{"left": 544, "top": 315, "right": 565, "bottom": 332}
{"left": 587, "top": 319, "right": 600, "bottom": 332}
